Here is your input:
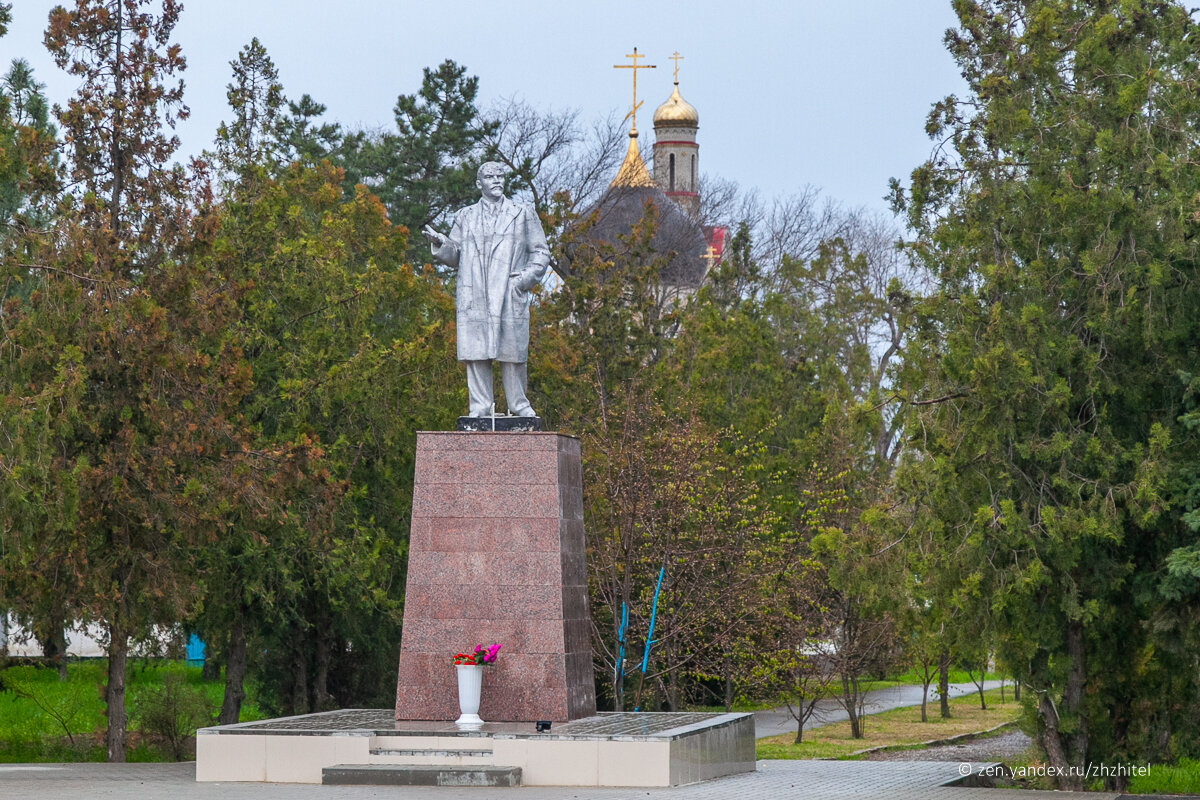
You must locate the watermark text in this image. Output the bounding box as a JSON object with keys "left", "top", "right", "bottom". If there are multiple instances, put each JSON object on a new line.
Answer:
{"left": 958, "top": 762, "right": 1149, "bottom": 779}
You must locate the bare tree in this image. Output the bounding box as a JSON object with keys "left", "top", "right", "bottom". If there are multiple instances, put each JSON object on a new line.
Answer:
{"left": 484, "top": 98, "right": 625, "bottom": 222}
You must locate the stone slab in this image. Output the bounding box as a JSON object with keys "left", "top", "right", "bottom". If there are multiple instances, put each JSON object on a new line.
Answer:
{"left": 395, "top": 432, "right": 596, "bottom": 722}
{"left": 457, "top": 416, "right": 542, "bottom": 432}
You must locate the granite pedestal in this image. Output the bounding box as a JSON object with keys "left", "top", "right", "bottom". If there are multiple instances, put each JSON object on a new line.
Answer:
{"left": 395, "top": 431, "right": 595, "bottom": 722}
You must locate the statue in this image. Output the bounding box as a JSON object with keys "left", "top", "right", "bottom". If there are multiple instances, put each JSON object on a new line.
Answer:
{"left": 422, "top": 162, "right": 550, "bottom": 419}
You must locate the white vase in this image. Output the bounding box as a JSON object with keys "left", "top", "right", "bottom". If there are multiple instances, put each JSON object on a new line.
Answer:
{"left": 455, "top": 664, "right": 484, "bottom": 725}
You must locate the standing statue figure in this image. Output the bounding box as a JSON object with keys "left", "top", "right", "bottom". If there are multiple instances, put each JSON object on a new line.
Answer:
{"left": 422, "top": 162, "right": 550, "bottom": 418}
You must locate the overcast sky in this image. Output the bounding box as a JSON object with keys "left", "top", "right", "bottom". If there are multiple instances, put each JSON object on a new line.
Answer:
{"left": 3, "top": 1, "right": 965, "bottom": 218}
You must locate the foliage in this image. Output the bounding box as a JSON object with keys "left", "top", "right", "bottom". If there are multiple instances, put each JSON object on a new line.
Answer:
{"left": 0, "top": 57, "right": 57, "bottom": 235}
{"left": 195, "top": 157, "right": 457, "bottom": 718}
{"left": 130, "top": 672, "right": 214, "bottom": 760}
{"left": 210, "top": 37, "right": 288, "bottom": 182}
{"left": 891, "top": 0, "right": 1200, "bottom": 787}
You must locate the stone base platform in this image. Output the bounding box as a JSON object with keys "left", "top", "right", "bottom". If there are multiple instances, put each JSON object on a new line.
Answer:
{"left": 456, "top": 415, "right": 542, "bottom": 432}
{"left": 196, "top": 709, "right": 755, "bottom": 787}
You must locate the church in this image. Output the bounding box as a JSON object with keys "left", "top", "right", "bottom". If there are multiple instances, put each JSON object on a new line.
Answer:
{"left": 576, "top": 50, "right": 725, "bottom": 301}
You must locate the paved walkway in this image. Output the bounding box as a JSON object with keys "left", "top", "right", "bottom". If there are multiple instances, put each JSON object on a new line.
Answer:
{"left": 754, "top": 680, "right": 1007, "bottom": 739}
{"left": 0, "top": 760, "right": 1120, "bottom": 800}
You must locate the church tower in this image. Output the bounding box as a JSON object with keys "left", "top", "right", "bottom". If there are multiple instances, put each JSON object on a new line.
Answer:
{"left": 653, "top": 52, "right": 700, "bottom": 219}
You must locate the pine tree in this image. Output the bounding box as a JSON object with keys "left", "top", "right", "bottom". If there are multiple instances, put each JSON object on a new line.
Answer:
{"left": 211, "top": 37, "right": 288, "bottom": 183}
{"left": 341, "top": 60, "right": 497, "bottom": 265}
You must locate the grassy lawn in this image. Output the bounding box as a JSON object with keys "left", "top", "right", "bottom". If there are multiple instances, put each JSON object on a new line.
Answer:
{"left": 692, "top": 670, "right": 1006, "bottom": 713}
{"left": 0, "top": 660, "right": 264, "bottom": 762}
{"left": 1123, "top": 758, "right": 1200, "bottom": 795}
{"left": 757, "top": 687, "right": 1019, "bottom": 760}
{"left": 856, "top": 668, "right": 1004, "bottom": 694}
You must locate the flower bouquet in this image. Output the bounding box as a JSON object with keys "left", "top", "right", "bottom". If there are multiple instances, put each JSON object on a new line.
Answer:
{"left": 453, "top": 643, "right": 501, "bottom": 666}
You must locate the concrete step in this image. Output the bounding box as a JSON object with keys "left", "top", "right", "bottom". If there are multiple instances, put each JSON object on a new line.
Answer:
{"left": 323, "top": 764, "right": 521, "bottom": 787}
{"left": 368, "top": 747, "right": 496, "bottom": 766}
{"left": 371, "top": 748, "right": 493, "bottom": 758}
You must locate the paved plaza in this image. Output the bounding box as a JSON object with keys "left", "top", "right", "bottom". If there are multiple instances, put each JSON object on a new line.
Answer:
{"left": 0, "top": 760, "right": 1123, "bottom": 800}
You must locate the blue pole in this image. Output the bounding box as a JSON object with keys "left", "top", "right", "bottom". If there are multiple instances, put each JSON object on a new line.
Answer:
{"left": 617, "top": 602, "right": 627, "bottom": 686}
{"left": 634, "top": 566, "right": 666, "bottom": 712}
{"left": 641, "top": 567, "right": 666, "bottom": 674}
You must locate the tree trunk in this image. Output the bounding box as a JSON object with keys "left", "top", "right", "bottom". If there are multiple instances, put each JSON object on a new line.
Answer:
{"left": 312, "top": 624, "right": 334, "bottom": 711}
{"left": 105, "top": 622, "right": 128, "bottom": 763}
{"left": 1039, "top": 693, "right": 1077, "bottom": 791}
{"left": 938, "top": 649, "right": 951, "bottom": 719}
{"left": 921, "top": 675, "right": 931, "bottom": 722}
{"left": 291, "top": 645, "right": 309, "bottom": 716}
{"left": 724, "top": 654, "right": 734, "bottom": 713}
{"left": 48, "top": 627, "right": 68, "bottom": 681}
{"left": 794, "top": 711, "right": 804, "bottom": 744}
{"left": 35, "top": 613, "right": 69, "bottom": 681}
{"left": 1039, "top": 619, "right": 1088, "bottom": 792}
{"left": 976, "top": 661, "right": 987, "bottom": 710}
{"left": 110, "top": 0, "right": 124, "bottom": 238}
{"left": 842, "top": 673, "right": 862, "bottom": 739}
{"left": 1014, "top": 679, "right": 1021, "bottom": 701}
{"left": 1061, "top": 619, "right": 1088, "bottom": 788}
{"left": 218, "top": 618, "right": 247, "bottom": 725}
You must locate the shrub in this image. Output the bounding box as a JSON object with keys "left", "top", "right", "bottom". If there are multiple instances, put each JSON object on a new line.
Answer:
{"left": 132, "top": 673, "right": 214, "bottom": 760}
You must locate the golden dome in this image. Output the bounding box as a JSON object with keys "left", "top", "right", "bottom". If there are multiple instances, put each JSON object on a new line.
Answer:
{"left": 653, "top": 83, "right": 699, "bottom": 127}
{"left": 610, "top": 133, "right": 656, "bottom": 188}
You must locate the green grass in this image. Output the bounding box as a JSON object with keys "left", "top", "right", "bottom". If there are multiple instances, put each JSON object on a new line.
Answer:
{"left": 1123, "top": 758, "right": 1200, "bottom": 795}
{"left": 757, "top": 687, "right": 1019, "bottom": 760}
{"left": 857, "top": 668, "right": 1004, "bottom": 694}
{"left": 687, "top": 698, "right": 785, "bottom": 713}
{"left": 691, "top": 669, "right": 1006, "bottom": 713}
{"left": 0, "top": 660, "right": 264, "bottom": 762}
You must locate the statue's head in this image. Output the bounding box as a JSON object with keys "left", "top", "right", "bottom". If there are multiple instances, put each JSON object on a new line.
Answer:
{"left": 476, "top": 161, "right": 506, "bottom": 202}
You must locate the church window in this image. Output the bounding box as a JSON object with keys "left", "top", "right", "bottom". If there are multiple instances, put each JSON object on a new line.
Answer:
{"left": 669, "top": 153, "right": 676, "bottom": 191}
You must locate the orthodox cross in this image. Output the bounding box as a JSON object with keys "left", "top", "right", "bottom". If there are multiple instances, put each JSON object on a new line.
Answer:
{"left": 613, "top": 47, "right": 656, "bottom": 135}
{"left": 703, "top": 245, "right": 718, "bottom": 272}
{"left": 670, "top": 51, "right": 684, "bottom": 84}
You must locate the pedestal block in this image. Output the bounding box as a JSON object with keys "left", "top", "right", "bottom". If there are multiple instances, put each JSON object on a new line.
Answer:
{"left": 395, "top": 432, "right": 596, "bottom": 722}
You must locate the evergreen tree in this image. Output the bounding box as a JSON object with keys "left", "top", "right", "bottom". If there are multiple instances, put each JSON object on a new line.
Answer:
{"left": 893, "top": 0, "right": 1200, "bottom": 786}
{"left": 196, "top": 159, "right": 459, "bottom": 717}
{"left": 211, "top": 37, "right": 288, "bottom": 182}
{"left": 1, "top": 0, "right": 286, "bottom": 761}
{"left": 341, "top": 60, "right": 497, "bottom": 265}
{"left": 280, "top": 93, "right": 342, "bottom": 166}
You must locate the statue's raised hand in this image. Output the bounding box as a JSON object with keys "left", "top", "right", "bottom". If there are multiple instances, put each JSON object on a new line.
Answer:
{"left": 422, "top": 224, "right": 446, "bottom": 247}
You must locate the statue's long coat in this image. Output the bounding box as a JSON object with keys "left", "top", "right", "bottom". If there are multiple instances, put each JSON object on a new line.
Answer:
{"left": 433, "top": 197, "right": 550, "bottom": 363}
